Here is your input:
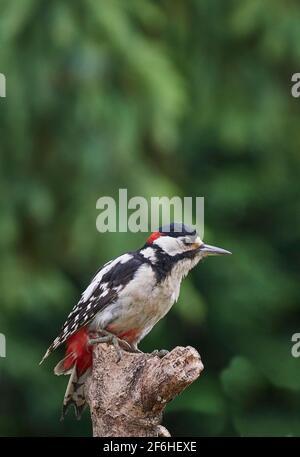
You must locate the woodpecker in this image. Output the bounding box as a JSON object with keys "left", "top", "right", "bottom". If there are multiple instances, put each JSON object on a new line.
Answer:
{"left": 40, "top": 222, "right": 231, "bottom": 419}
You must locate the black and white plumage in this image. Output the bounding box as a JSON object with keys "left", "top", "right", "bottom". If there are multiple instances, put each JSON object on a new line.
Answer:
{"left": 42, "top": 253, "right": 137, "bottom": 360}
{"left": 40, "top": 222, "right": 231, "bottom": 418}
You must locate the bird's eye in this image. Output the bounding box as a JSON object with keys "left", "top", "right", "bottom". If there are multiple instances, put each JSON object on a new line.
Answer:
{"left": 183, "top": 239, "right": 191, "bottom": 246}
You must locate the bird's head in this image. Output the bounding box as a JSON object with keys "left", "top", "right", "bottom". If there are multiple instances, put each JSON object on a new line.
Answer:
{"left": 146, "top": 222, "right": 232, "bottom": 258}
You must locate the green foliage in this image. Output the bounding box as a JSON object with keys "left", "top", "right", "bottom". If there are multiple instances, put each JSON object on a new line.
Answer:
{"left": 0, "top": 0, "right": 300, "bottom": 436}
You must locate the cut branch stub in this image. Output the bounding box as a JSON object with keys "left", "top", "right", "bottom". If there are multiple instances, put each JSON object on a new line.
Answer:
{"left": 86, "top": 344, "right": 204, "bottom": 437}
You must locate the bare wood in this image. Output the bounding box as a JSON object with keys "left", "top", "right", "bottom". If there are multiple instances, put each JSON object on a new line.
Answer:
{"left": 86, "top": 344, "right": 204, "bottom": 437}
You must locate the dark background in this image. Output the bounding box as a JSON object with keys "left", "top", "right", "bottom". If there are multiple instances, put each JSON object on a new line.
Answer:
{"left": 1, "top": 0, "right": 300, "bottom": 436}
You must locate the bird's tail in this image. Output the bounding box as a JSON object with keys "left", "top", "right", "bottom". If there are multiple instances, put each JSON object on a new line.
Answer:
{"left": 55, "top": 358, "right": 91, "bottom": 420}
{"left": 54, "top": 328, "right": 93, "bottom": 420}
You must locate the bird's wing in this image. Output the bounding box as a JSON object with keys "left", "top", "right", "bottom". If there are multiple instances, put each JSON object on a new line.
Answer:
{"left": 40, "top": 252, "right": 144, "bottom": 363}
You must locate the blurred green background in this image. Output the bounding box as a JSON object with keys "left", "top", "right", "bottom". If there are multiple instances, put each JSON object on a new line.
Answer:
{"left": 1, "top": 0, "right": 300, "bottom": 437}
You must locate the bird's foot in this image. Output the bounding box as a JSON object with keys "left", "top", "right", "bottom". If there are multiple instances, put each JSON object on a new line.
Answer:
{"left": 89, "top": 330, "right": 133, "bottom": 363}
{"left": 151, "top": 349, "right": 169, "bottom": 358}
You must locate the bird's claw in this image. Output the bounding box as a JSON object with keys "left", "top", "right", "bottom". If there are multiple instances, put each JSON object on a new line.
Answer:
{"left": 89, "top": 330, "right": 132, "bottom": 363}
{"left": 89, "top": 331, "right": 168, "bottom": 361}
{"left": 151, "top": 349, "right": 169, "bottom": 358}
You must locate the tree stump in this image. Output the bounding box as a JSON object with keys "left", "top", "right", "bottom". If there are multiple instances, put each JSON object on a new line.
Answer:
{"left": 86, "top": 344, "right": 204, "bottom": 437}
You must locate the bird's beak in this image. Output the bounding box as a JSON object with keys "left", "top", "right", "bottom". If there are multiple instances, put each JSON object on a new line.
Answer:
{"left": 199, "top": 243, "right": 232, "bottom": 256}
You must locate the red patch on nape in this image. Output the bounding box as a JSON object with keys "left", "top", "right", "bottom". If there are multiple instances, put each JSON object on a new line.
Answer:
{"left": 146, "top": 231, "right": 164, "bottom": 244}
{"left": 63, "top": 327, "right": 92, "bottom": 375}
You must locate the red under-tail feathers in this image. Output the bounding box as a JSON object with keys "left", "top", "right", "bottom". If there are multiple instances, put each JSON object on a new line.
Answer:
{"left": 63, "top": 327, "right": 92, "bottom": 375}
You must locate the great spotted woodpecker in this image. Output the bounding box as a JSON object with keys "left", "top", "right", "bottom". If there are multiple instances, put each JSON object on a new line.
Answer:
{"left": 40, "top": 222, "right": 231, "bottom": 418}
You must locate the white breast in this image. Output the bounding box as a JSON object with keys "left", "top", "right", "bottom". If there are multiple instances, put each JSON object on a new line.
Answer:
{"left": 90, "top": 255, "right": 201, "bottom": 343}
